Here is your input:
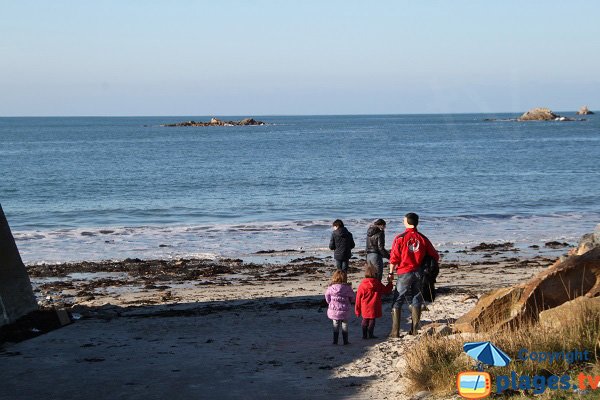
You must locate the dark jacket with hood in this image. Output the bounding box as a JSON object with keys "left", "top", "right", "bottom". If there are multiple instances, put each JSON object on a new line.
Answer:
{"left": 365, "top": 225, "right": 390, "bottom": 259}
{"left": 329, "top": 227, "right": 355, "bottom": 260}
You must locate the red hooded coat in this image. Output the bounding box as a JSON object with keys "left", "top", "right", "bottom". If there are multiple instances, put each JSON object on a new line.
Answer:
{"left": 355, "top": 278, "right": 393, "bottom": 319}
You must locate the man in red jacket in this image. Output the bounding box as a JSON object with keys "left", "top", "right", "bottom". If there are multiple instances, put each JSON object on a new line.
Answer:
{"left": 388, "top": 212, "right": 439, "bottom": 337}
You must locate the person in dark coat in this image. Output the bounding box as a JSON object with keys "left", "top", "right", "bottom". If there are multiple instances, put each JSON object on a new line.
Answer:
{"left": 365, "top": 218, "right": 390, "bottom": 281}
{"left": 329, "top": 219, "right": 355, "bottom": 272}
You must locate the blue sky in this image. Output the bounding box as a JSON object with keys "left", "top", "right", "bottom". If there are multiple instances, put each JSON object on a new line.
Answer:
{"left": 1, "top": 1, "right": 599, "bottom": 116}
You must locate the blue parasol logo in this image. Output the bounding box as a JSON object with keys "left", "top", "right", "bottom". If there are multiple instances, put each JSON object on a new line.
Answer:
{"left": 458, "top": 342, "right": 510, "bottom": 399}
{"left": 464, "top": 341, "right": 511, "bottom": 369}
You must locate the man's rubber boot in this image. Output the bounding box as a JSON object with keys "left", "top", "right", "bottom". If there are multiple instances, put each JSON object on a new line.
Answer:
{"left": 389, "top": 308, "right": 400, "bottom": 338}
{"left": 333, "top": 331, "right": 339, "bottom": 345}
{"left": 342, "top": 332, "right": 350, "bottom": 345}
{"left": 409, "top": 305, "right": 422, "bottom": 335}
{"left": 368, "top": 326, "right": 377, "bottom": 339}
{"left": 362, "top": 326, "right": 368, "bottom": 339}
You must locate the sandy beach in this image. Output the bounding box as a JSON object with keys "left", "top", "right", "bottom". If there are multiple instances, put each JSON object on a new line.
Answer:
{"left": 0, "top": 244, "right": 561, "bottom": 400}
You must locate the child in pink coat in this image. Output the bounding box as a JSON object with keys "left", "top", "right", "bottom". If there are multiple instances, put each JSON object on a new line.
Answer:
{"left": 324, "top": 270, "right": 356, "bottom": 345}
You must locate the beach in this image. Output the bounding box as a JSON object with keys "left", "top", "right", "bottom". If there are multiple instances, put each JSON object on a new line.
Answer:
{"left": 1, "top": 244, "right": 559, "bottom": 400}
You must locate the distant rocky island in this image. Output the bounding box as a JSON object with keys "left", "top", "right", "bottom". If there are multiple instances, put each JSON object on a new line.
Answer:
{"left": 485, "top": 106, "right": 592, "bottom": 122}
{"left": 162, "top": 117, "right": 266, "bottom": 127}
{"left": 576, "top": 105, "right": 594, "bottom": 115}
{"left": 518, "top": 107, "right": 573, "bottom": 121}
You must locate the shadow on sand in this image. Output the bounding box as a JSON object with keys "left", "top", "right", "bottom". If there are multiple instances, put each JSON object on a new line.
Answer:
{"left": 0, "top": 293, "right": 420, "bottom": 399}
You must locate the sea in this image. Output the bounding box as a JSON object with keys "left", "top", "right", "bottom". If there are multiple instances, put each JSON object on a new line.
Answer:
{"left": 1, "top": 114, "right": 598, "bottom": 264}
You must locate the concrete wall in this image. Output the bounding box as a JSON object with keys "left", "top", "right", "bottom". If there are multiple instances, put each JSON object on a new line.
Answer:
{"left": 0, "top": 204, "right": 38, "bottom": 326}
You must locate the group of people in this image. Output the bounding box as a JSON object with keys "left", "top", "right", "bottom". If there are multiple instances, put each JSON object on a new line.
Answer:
{"left": 325, "top": 213, "right": 439, "bottom": 344}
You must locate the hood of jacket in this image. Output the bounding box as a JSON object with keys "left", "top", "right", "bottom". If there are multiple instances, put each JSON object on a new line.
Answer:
{"left": 360, "top": 278, "right": 379, "bottom": 291}
{"left": 367, "top": 225, "right": 382, "bottom": 237}
{"left": 328, "top": 283, "right": 352, "bottom": 295}
{"left": 334, "top": 227, "right": 352, "bottom": 238}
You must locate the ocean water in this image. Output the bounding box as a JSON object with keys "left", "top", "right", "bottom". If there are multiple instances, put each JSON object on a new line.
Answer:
{"left": 1, "top": 114, "right": 599, "bottom": 264}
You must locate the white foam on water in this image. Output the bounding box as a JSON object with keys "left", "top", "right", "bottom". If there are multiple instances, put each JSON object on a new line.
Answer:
{"left": 13, "top": 213, "right": 599, "bottom": 264}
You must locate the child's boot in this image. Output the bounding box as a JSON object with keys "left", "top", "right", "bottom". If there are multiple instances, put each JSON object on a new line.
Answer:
{"left": 333, "top": 331, "right": 339, "bottom": 345}
{"left": 342, "top": 332, "right": 349, "bottom": 345}
{"left": 389, "top": 308, "right": 401, "bottom": 338}
{"left": 362, "top": 326, "right": 368, "bottom": 339}
{"left": 368, "top": 326, "right": 377, "bottom": 339}
{"left": 409, "top": 305, "right": 421, "bottom": 335}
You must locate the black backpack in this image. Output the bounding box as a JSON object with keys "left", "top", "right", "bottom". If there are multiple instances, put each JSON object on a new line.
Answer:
{"left": 420, "top": 254, "right": 439, "bottom": 302}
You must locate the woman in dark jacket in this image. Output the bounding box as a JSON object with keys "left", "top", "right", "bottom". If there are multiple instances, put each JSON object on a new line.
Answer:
{"left": 365, "top": 219, "right": 390, "bottom": 280}
{"left": 329, "top": 219, "right": 355, "bottom": 272}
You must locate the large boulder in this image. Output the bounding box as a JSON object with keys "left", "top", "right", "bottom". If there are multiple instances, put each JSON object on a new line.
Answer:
{"left": 454, "top": 287, "right": 524, "bottom": 333}
{"left": 539, "top": 296, "right": 600, "bottom": 329}
{"left": 518, "top": 247, "right": 600, "bottom": 307}
{"left": 0, "top": 205, "right": 38, "bottom": 327}
{"left": 576, "top": 106, "right": 594, "bottom": 115}
{"left": 454, "top": 246, "right": 600, "bottom": 333}
{"left": 571, "top": 223, "right": 600, "bottom": 256}
{"left": 518, "top": 107, "right": 567, "bottom": 121}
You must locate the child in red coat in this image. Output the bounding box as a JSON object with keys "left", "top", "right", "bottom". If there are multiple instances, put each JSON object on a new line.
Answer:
{"left": 355, "top": 265, "right": 393, "bottom": 339}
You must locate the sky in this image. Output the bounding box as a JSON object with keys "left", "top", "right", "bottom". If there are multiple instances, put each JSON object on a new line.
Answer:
{"left": 1, "top": 0, "right": 599, "bottom": 116}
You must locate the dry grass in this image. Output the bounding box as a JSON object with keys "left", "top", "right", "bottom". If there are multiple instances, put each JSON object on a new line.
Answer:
{"left": 404, "top": 302, "right": 600, "bottom": 397}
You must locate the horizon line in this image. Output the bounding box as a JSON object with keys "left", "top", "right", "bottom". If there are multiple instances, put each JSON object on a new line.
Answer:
{"left": 0, "top": 110, "right": 593, "bottom": 118}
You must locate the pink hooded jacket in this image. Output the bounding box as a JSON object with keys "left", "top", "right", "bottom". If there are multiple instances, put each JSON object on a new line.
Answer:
{"left": 325, "top": 283, "right": 356, "bottom": 321}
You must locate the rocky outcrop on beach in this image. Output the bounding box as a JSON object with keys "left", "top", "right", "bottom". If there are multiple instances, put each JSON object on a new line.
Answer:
{"left": 162, "top": 117, "right": 266, "bottom": 127}
{"left": 576, "top": 105, "right": 594, "bottom": 115}
{"left": 454, "top": 227, "right": 600, "bottom": 333}
{"left": 518, "top": 107, "right": 573, "bottom": 121}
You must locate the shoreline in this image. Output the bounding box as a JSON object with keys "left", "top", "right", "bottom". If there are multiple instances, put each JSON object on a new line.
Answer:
{"left": 16, "top": 234, "right": 576, "bottom": 266}
{"left": 26, "top": 245, "right": 561, "bottom": 310}
{"left": 11, "top": 212, "right": 596, "bottom": 265}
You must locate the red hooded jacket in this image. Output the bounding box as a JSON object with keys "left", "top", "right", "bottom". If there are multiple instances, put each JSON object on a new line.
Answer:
{"left": 355, "top": 278, "right": 393, "bottom": 319}
{"left": 389, "top": 228, "right": 439, "bottom": 275}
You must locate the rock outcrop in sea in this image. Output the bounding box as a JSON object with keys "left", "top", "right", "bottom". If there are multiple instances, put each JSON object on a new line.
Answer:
{"left": 162, "top": 117, "right": 266, "bottom": 127}
{"left": 518, "top": 107, "right": 573, "bottom": 121}
{"left": 484, "top": 107, "right": 588, "bottom": 122}
{"left": 576, "top": 105, "right": 594, "bottom": 115}
{"left": 454, "top": 224, "right": 600, "bottom": 333}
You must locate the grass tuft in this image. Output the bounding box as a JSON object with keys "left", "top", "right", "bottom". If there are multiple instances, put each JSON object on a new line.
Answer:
{"left": 404, "top": 302, "right": 600, "bottom": 397}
